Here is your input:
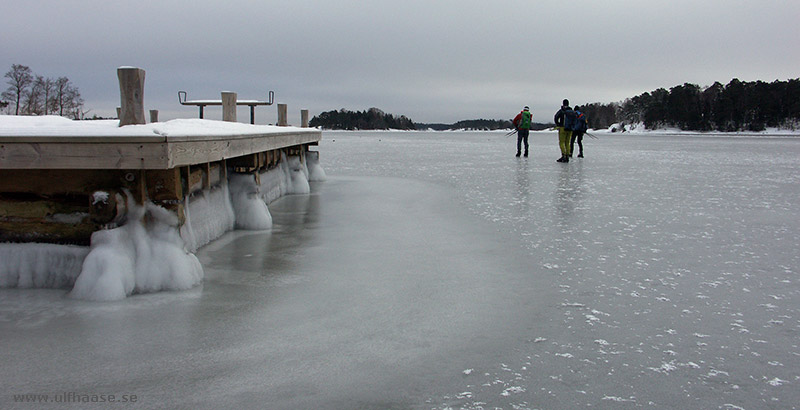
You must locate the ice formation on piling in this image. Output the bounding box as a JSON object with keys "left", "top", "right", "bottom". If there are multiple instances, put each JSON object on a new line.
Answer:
{"left": 180, "top": 184, "right": 236, "bottom": 252}
{"left": 1, "top": 150, "right": 326, "bottom": 301}
{"left": 69, "top": 199, "right": 203, "bottom": 301}
{"left": 0, "top": 243, "right": 89, "bottom": 289}
{"left": 228, "top": 173, "right": 273, "bottom": 230}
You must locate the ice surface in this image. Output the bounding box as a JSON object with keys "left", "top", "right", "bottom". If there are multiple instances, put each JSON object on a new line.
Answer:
{"left": 1, "top": 130, "right": 798, "bottom": 409}
{"left": 312, "top": 131, "right": 800, "bottom": 409}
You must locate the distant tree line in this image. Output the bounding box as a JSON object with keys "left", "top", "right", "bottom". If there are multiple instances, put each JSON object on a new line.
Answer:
{"left": 1, "top": 64, "right": 85, "bottom": 119}
{"left": 310, "top": 78, "right": 800, "bottom": 132}
{"left": 570, "top": 103, "right": 618, "bottom": 130}
{"left": 310, "top": 107, "right": 415, "bottom": 130}
{"left": 417, "top": 119, "right": 510, "bottom": 131}
{"left": 619, "top": 79, "right": 800, "bottom": 131}
{"left": 416, "top": 119, "right": 549, "bottom": 131}
{"left": 576, "top": 78, "right": 800, "bottom": 132}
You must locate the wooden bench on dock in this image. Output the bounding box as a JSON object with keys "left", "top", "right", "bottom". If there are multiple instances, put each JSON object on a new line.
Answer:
{"left": 179, "top": 90, "right": 274, "bottom": 124}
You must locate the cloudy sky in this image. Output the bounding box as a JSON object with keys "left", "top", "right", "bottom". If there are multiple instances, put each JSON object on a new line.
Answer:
{"left": 4, "top": 0, "right": 799, "bottom": 124}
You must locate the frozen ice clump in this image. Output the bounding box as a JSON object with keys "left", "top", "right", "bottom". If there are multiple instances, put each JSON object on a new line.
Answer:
{"left": 281, "top": 153, "right": 311, "bottom": 194}
{"left": 228, "top": 173, "right": 273, "bottom": 230}
{"left": 69, "top": 199, "right": 203, "bottom": 301}
{"left": 306, "top": 151, "right": 327, "bottom": 182}
{"left": 92, "top": 191, "right": 110, "bottom": 205}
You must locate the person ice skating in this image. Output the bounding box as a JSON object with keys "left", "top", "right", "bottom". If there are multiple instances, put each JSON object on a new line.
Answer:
{"left": 553, "top": 99, "right": 576, "bottom": 162}
{"left": 512, "top": 106, "right": 533, "bottom": 157}
{"left": 570, "top": 106, "right": 587, "bottom": 158}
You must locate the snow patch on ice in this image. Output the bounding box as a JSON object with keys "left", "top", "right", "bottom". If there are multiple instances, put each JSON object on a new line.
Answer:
{"left": 500, "top": 386, "right": 525, "bottom": 396}
{"left": 767, "top": 377, "right": 788, "bottom": 386}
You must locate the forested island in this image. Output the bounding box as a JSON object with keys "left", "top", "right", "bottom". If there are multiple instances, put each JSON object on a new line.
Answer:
{"left": 309, "top": 78, "right": 799, "bottom": 132}
{"left": 309, "top": 108, "right": 416, "bottom": 130}
{"left": 416, "top": 119, "right": 550, "bottom": 131}
{"left": 582, "top": 78, "right": 800, "bottom": 132}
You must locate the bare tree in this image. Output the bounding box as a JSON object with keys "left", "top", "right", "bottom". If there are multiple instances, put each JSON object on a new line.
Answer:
{"left": 3, "top": 64, "right": 84, "bottom": 118}
{"left": 23, "top": 75, "right": 46, "bottom": 115}
{"left": 40, "top": 76, "right": 56, "bottom": 115}
{"left": 54, "top": 76, "right": 83, "bottom": 118}
{"left": 2, "top": 64, "right": 33, "bottom": 115}
{"left": 66, "top": 85, "right": 85, "bottom": 119}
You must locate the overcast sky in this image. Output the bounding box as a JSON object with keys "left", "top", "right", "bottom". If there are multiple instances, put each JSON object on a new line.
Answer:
{"left": 4, "top": 0, "right": 799, "bottom": 124}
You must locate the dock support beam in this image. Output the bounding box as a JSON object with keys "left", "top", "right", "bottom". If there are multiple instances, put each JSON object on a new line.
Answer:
{"left": 117, "top": 67, "right": 146, "bottom": 126}
{"left": 301, "top": 109, "right": 309, "bottom": 127}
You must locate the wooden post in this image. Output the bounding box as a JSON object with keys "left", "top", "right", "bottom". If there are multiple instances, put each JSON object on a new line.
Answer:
{"left": 149, "top": 110, "right": 158, "bottom": 123}
{"left": 222, "top": 91, "right": 237, "bottom": 122}
{"left": 301, "top": 109, "right": 309, "bottom": 127}
{"left": 117, "top": 67, "right": 146, "bottom": 127}
{"left": 277, "top": 103, "right": 288, "bottom": 126}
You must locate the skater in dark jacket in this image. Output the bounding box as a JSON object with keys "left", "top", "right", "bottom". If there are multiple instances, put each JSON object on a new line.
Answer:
{"left": 553, "top": 99, "right": 575, "bottom": 162}
{"left": 570, "top": 106, "right": 587, "bottom": 158}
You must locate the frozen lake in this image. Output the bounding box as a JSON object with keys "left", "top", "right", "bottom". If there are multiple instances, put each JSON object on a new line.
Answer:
{"left": 1, "top": 130, "right": 799, "bottom": 409}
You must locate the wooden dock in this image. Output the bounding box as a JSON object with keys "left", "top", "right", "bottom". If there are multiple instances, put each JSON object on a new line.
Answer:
{"left": 0, "top": 66, "right": 321, "bottom": 245}
{"left": 0, "top": 122, "right": 321, "bottom": 245}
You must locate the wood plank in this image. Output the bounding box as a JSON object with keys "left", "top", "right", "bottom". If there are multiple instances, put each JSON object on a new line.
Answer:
{"left": 0, "top": 219, "right": 98, "bottom": 246}
{"left": 0, "top": 142, "right": 169, "bottom": 169}
{"left": 0, "top": 169, "right": 132, "bottom": 195}
{"left": 1, "top": 130, "right": 320, "bottom": 170}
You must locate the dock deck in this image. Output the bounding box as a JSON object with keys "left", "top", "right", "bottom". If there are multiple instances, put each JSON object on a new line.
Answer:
{"left": 0, "top": 117, "right": 320, "bottom": 169}
{"left": 0, "top": 116, "right": 322, "bottom": 244}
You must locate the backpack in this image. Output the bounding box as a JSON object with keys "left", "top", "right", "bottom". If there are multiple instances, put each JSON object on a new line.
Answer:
{"left": 563, "top": 108, "right": 577, "bottom": 131}
{"left": 575, "top": 112, "right": 588, "bottom": 132}
{"left": 519, "top": 111, "right": 532, "bottom": 129}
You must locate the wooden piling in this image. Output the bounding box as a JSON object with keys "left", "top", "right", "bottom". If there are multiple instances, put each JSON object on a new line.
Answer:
{"left": 278, "top": 104, "right": 288, "bottom": 126}
{"left": 117, "top": 67, "right": 146, "bottom": 126}
{"left": 221, "top": 91, "right": 237, "bottom": 122}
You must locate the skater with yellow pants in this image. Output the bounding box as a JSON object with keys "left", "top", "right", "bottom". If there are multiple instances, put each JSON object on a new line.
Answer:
{"left": 553, "top": 99, "right": 576, "bottom": 163}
